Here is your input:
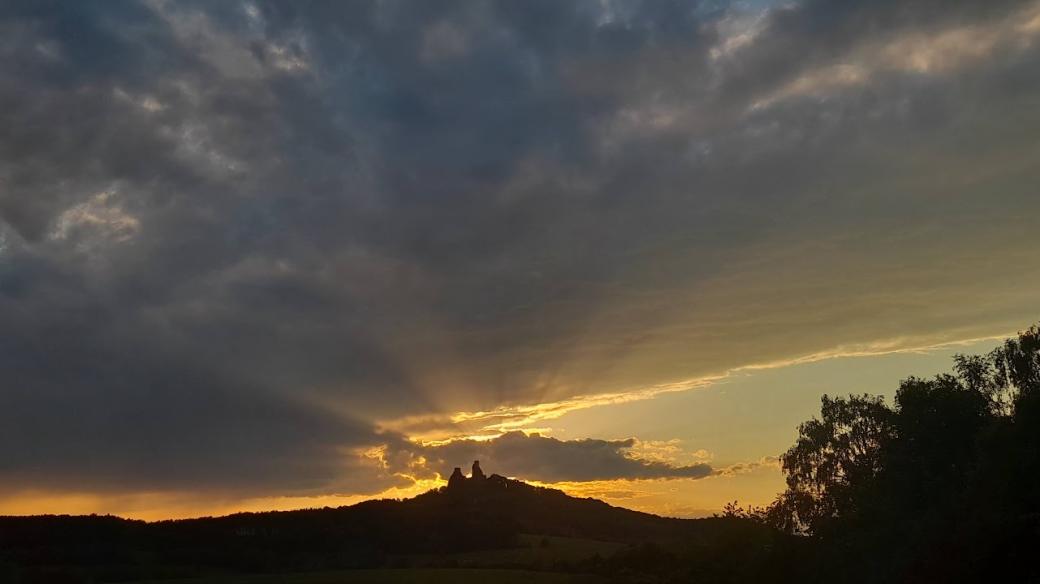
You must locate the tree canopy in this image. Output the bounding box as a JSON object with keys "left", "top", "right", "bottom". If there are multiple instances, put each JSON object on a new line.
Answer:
{"left": 767, "top": 325, "right": 1040, "bottom": 582}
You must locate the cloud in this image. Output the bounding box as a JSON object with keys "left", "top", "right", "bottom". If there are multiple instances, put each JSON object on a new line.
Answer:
{"left": 0, "top": 0, "right": 1039, "bottom": 504}
{"left": 383, "top": 332, "right": 1014, "bottom": 440}
{"left": 751, "top": 1, "right": 1040, "bottom": 108}
{"left": 49, "top": 188, "right": 140, "bottom": 247}
{"left": 389, "top": 432, "right": 713, "bottom": 483}
{"left": 715, "top": 457, "right": 782, "bottom": 477}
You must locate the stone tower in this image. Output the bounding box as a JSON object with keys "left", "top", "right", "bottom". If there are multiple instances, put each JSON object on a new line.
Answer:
{"left": 448, "top": 466, "right": 466, "bottom": 489}
{"left": 471, "top": 460, "right": 486, "bottom": 480}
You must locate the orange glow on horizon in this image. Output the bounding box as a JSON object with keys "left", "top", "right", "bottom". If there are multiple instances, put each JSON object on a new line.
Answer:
{"left": 0, "top": 478, "right": 447, "bottom": 522}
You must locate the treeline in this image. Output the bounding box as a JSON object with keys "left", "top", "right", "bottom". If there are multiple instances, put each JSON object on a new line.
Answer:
{"left": 739, "top": 324, "right": 1040, "bottom": 582}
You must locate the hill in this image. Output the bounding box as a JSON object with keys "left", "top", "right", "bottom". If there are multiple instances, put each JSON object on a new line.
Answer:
{"left": 0, "top": 467, "right": 777, "bottom": 583}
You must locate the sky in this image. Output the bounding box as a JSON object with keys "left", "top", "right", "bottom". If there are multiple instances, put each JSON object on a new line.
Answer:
{"left": 1, "top": 0, "right": 1039, "bottom": 520}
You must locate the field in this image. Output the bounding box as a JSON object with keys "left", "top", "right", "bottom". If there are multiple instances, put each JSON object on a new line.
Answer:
{"left": 406, "top": 534, "right": 627, "bottom": 569}
{"left": 128, "top": 568, "right": 602, "bottom": 583}
{"left": 122, "top": 535, "right": 618, "bottom": 583}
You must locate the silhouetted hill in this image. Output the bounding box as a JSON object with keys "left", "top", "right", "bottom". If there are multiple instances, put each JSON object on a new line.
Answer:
{"left": 0, "top": 471, "right": 775, "bottom": 583}
{"left": 384, "top": 471, "right": 717, "bottom": 544}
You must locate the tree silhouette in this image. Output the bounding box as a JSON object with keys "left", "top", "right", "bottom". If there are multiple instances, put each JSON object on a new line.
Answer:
{"left": 767, "top": 324, "right": 1040, "bottom": 582}
{"left": 776, "top": 394, "right": 894, "bottom": 534}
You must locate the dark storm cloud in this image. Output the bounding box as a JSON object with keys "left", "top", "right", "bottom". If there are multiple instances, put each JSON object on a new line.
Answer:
{"left": 391, "top": 432, "right": 713, "bottom": 483}
{"left": 2, "top": 0, "right": 1040, "bottom": 498}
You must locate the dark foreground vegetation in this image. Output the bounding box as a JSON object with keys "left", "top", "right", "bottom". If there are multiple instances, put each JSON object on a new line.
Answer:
{"left": 2, "top": 325, "right": 1038, "bottom": 583}
{"left": 757, "top": 323, "right": 1040, "bottom": 582}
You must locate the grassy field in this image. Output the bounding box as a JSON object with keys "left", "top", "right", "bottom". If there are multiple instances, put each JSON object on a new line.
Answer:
{"left": 129, "top": 568, "right": 602, "bottom": 583}
{"left": 407, "top": 534, "right": 625, "bottom": 569}
{"left": 121, "top": 535, "right": 618, "bottom": 583}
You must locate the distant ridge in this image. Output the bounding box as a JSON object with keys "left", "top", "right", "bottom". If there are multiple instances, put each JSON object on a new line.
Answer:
{"left": 0, "top": 463, "right": 773, "bottom": 581}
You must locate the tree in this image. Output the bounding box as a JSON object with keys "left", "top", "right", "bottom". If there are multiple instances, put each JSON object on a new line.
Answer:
{"left": 990, "top": 325, "right": 1040, "bottom": 411}
{"left": 777, "top": 394, "right": 894, "bottom": 534}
